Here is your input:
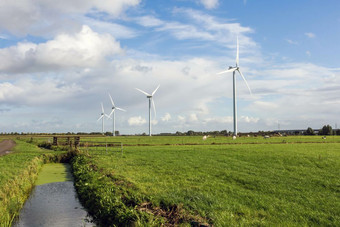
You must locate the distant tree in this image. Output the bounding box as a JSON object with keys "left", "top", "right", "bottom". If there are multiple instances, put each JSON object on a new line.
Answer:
{"left": 305, "top": 127, "right": 315, "bottom": 135}
{"left": 105, "top": 131, "right": 113, "bottom": 136}
{"left": 186, "top": 130, "right": 195, "bottom": 136}
{"left": 220, "top": 130, "right": 228, "bottom": 136}
{"left": 175, "top": 131, "right": 183, "bottom": 136}
{"left": 319, "top": 125, "right": 333, "bottom": 135}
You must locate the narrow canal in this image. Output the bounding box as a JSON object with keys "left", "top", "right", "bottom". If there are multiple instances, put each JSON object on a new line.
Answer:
{"left": 13, "top": 163, "right": 94, "bottom": 226}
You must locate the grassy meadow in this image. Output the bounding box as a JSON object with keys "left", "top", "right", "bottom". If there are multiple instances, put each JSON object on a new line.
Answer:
{"left": 20, "top": 134, "right": 340, "bottom": 146}
{"left": 81, "top": 136, "right": 340, "bottom": 226}
{"left": 83, "top": 135, "right": 340, "bottom": 145}
{"left": 0, "top": 135, "right": 339, "bottom": 226}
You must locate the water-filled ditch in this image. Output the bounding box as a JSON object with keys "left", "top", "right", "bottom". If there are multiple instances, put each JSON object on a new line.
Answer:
{"left": 13, "top": 163, "right": 94, "bottom": 226}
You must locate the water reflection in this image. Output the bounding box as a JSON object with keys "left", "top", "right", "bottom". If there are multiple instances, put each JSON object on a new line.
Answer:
{"left": 13, "top": 181, "right": 94, "bottom": 227}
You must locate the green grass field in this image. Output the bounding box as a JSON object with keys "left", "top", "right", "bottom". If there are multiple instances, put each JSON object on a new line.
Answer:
{"left": 1, "top": 135, "right": 339, "bottom": 226}
{"left": 23, "top": 134, "right": 340, "bottom": 146}
{"left": 82, "top": 137, "right": 340, "bottom": 226}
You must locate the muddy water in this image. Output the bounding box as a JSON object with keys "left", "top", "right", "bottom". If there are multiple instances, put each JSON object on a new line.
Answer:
{"left": 13, "top": 163, "right": 94, "bottom": 227}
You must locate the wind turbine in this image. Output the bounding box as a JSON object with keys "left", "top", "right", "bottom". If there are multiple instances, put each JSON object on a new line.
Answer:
{"left": 97, "top": 102, "right": 110, "bottom": 135}
{"left": 108, "top": 93, "right": 126, "bottom": 137}
{"left": 135, "top": 85, "right": 160, "bottom": 136}
{"left": 217, "top": 37, "right": 252, "bottom": 138}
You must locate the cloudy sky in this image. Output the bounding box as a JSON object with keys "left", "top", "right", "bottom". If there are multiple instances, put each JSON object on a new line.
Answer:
{"left": 0, "top": 0, "right": 339, "bottom": 134}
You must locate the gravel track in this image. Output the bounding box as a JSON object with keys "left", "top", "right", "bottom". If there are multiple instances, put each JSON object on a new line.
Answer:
{"left": 0, "top": 139, "right": 16, "bottom": 156}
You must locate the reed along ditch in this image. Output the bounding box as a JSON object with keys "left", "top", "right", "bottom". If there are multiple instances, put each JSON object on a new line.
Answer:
{"left": 13, "top": 163, "right": 94, "bottom": 226}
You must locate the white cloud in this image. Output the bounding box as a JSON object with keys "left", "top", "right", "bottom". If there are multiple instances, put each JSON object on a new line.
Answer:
{"left": 200, "top": 0, "right": 219, "bottom": 9}
{"left": 128, "top": 116, "right": 146, "bottom": 126}
{"left": 175, "top": 8, "right": 256, "bottom": 50}
{"left": 251, "top": 101, "right": 279, "bottom": 110}
{"left": 0, "top": 78, "right": 83, "bottom": 106}
{"left": 178, "top": 115, "right": 186, "bottom": 123}
{"left": 204, "top": 116, "right": 233, "bottom": 124}
{"left": 239, "top": 116, "right": 259, "bottom": 123}
{"left": 0, "top": 0, "right": 140, "bottom": 36}
{"left": 306, "top": 50, "right": 311, "bottom": 57}
{"left": 189, "top": 113, "right": 198, "bottom": 122}
{"left": 136, "top": 16, "right": 164, "bottom": 27}
{"left": 0, "top": 25, "right": 122, "bottom": 73}
{"left": 1, "top": 51, "right": 339, "bottom": 133}
{"left": 91, "top": 0, "right": 140, "bottom": 16}
{"left": 136, "top": 8, "right": 255, "bottom": 49}
{"left": 0, "top": 1, "right": 339, "bottom": 134}
{"left": 82, "top": 17, "right": 138, "bottom": 39}
{"left": 156, "top": 21, "right": 215, "bottom": 41}
{"left": 285, "top": 39, "right": 298, "bottom": 45}
{"left": 161, "top": 113, "right": 171, "bottom": 122}
{"left": 305, "top": 32, "right": 315, "bottom": 38}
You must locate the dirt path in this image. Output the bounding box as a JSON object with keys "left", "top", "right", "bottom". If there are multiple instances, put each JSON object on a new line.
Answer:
{"left": 0, "top": 139, "right": 16, "bottom": 156}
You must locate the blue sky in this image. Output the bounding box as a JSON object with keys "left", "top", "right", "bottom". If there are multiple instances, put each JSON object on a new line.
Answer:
{"left": 0, "top": 0, "right": 339, "bottom": 134}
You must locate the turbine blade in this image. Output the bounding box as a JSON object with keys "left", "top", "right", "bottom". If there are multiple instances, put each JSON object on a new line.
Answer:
{"left": 237, "top": 69, "right": 252, "bottom": 95}
{"left": 108, "top": 93, "right": 115, "bottom": 107}
{"left": 217, "top": 68, "right": 237, "bottom": 75}
{"left": 136, "top": 88, "right": 151, "bottom": 96}
{"left": 105, "top": 114, "right": 111, "bottom": 119}
{"left": 101, "top": 102, "right": 104, "bottom": 113}
{"left": 116, "top": 107, "right": 126, "bottom": 112}
{"left": 152, "top": 84, "right": 160, "bottom": 96}
{"left": 236, "top": 36, "right": 239, "bottom": 67}
{"left": 97, "top": 115, "right": 104, "bottom": 121}
{"left": 109, "top": 109, "right": 115, "bottom": 117}
{"left": 152, "top": 98, "right": 156, "bottom": 119}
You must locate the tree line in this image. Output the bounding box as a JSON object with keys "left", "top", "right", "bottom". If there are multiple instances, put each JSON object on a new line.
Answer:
{"left": 305, "top": 125, "right": 340, "bottom": 136}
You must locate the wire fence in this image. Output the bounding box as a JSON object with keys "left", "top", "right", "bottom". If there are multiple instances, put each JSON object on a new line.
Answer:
{"left": 77, "top": 141, "right": 123, "bottom": 154}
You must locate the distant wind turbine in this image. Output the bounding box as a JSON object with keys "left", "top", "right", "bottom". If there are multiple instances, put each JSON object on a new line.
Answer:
{"left": 108, "top": 93, "right": 126, "bottom": 137}
{"left": 97, "top": 102, "right": 110, "bottom": 135}
{"left": 136, "top": 85, "right": 160, "bottom": 136}
{"left": 217, "top": 37, "right": 252, "bottom": 138}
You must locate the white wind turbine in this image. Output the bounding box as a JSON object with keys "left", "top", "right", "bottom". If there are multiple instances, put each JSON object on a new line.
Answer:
{"left": 108, "top": 93, "right": 126, "bottom": 137}
{"left": 97, "top": 102, "right": 110, "bottom": 135}
{"left": 217, "top": 37, "right": 252, "bottom": 138}
{"left": 135, "top": 85, "right": 160, "bottom": 136}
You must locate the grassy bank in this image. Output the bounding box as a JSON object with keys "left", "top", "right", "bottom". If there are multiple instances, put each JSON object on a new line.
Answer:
{"left": 0, "top": 139, "right": 68, "bottom": 226}
{"left": 72, "top": 154, "right": 206, "bottom": 226}
{"left": 84, "top": 142, "right": 340, "bottom": 226}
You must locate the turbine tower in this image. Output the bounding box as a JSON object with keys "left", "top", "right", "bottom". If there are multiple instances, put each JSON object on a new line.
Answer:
{"left": 136, "top": 85, "right": 160, "bottom": 136}
{"left": 108, "top": 93, "right": 126, "bottom": 137}
{"left": 97, "top": 102, "right": 110, "bottom": 135}
{"left": 218, "top": 37, "right": 252, "bottom": 138}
